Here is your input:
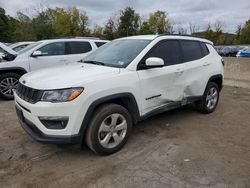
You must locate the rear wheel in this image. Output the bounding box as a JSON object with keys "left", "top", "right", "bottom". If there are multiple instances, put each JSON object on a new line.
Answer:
{"left": 0, "top": 73, "right": 20, "bottom": 100}
{"left": 85, "top": 104, "right": 132, "bottom": 155}
{"left": 195, "top": 82, "right": 220, "bottom": 113}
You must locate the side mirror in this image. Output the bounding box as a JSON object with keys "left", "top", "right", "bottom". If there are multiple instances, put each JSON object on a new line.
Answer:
{"left": 31, "top": 50, "right": 42, "bottom": 57}
{"left": 145, "top": 57, "right": 164, "bottom": 68}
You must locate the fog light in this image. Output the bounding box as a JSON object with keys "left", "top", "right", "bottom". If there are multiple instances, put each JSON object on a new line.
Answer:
{"left": 39, "top": 116, "right": 69, "bottom": 129}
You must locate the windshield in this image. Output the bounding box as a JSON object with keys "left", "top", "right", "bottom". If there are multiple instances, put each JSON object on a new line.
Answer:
{"left": 82, "top": 39, "right": 151, "bottom": 68}
{"left": 242, "top": 47, "right": 250, "bottom": 52}
{"left": 18, "top": 42, "right": 42, "bottom": 54}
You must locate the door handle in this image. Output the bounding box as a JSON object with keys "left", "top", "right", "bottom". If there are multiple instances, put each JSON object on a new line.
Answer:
{"left": 175, "top": 68, "right": 184, "bottom": 74}
{"left": 203, "top": 62, "right": 210, "bottom": 66}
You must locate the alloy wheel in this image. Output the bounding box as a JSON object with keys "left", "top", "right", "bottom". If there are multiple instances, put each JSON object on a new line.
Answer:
{"left": 206, "top": 87, "right": 218, "bottom": 110}
{"left": 0, "top": 77, "right": 19, "bottom": 97}
{"left": 98, "top": 113, "right": 127, "bottom": 149}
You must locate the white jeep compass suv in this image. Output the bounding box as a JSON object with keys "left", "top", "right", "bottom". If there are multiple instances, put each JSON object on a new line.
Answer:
{"left": 0, "top": 38, "right": 108, "bottom": 100}
{"left": 14, "top": 35, "right": 224, "bottom": 155}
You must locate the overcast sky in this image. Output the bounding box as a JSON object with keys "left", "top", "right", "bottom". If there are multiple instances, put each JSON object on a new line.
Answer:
{"left": 1, "top": 0, "right": 249, "bottom": 33}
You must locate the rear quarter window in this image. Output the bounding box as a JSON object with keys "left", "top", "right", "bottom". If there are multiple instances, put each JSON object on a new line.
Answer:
{"left": 67, "top": 42, "right": 92, "bottom": 54}
{"left": 95, "top": 42, "right": 107, "bottom": 47}
{"left": 200, "top": 42, "right": 209, "bottom": 57}
{"left": 181, "top": 40, "right": 202, "bottom": 62}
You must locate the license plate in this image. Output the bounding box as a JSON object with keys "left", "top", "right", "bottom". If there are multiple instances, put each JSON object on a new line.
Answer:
{"left": 16, "top": 106, "right": 24, "bottom": 122}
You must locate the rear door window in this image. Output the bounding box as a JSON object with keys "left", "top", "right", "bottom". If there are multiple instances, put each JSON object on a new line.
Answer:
{"left": 66, "top": 42, "right": 92, "bottom": 54}
{"left": 181, "top": 40, "right": 202, "bottom": 62}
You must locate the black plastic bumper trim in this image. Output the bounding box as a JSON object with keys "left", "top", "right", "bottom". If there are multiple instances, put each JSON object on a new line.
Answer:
{"left": 16, "top": 106, "right": 81, "bottom": 144}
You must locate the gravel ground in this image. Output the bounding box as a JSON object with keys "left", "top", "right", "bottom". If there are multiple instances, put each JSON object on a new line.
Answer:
{"left": 0, "top": 58, "right": 250, "bottom": 188}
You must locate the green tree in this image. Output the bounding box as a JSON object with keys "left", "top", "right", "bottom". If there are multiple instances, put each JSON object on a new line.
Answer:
{"left": 13, "top": 11, "right": 36, "bottom": 41}
{"left": 234, "top": 24, "right": 242, "bottom": 44}
{"left": 103, "top": 18, "right": 117, "bottom": 40}
{"left": 139, "top": 21, "right": 153, "bottom": 34}
{"left": 117, "top": 7, "right": 140, "bottom": 37}
{"left": 0, "top": 8, "right": 10, "bottom": 42}
{"left": 148, "top": 11, "right": 171, "bottom": 34}
{"left": 92, "top": 25, "right": 103, "bottom": 38}
{"left": 240, "top": 19, "right": 250, "bottom": 44}
{"left": 49, "top": 7, "right": 89, "bottom": 37}
{"left": 202, "top": 22, "right": 226, "bottom": 45}
{"left": 31, "top": 10, "right": 54, "bottom": 40}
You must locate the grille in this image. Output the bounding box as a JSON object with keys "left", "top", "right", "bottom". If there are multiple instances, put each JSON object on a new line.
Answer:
{"left": 15, "top": 83, "right": 42, "bottom": 104}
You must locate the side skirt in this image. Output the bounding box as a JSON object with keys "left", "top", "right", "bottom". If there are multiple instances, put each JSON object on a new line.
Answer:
{"left": 139, "top": 96, "right": 202, "bottom": 121}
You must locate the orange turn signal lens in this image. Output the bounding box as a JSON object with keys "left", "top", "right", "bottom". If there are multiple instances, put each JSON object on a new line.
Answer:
{"left": 67, "top": 90, "right": 82, "bottom": 101}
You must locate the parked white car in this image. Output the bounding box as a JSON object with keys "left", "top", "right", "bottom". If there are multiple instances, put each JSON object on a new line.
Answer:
{"left": 0, "top": 38, "right": 109, "bottom": 99}
{"left": 14, "top": 35, "right": 224, "bottom": 155}
{"left": 0, "top": 42, "right": 34, "bottom": 60}
{"left": 9, "top": 41, "right": 35, "bottom": 52}
{"left": 0, "top": 42, "right": 18, "bottom": 61}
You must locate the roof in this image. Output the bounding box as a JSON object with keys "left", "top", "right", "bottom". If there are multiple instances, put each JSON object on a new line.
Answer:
{"left": 117, "top": 35, "right": 158, "bottom": 40}
{"left": 39, "top": 38, "right": 109, "bottom": 43}
{"left": 116, "top": 34, "right": 213, "bottom": 44}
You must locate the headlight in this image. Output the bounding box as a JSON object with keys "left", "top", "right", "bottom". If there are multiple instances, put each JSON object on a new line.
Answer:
{"left": 41, "top": 88, "right": 84, "bottom": 102}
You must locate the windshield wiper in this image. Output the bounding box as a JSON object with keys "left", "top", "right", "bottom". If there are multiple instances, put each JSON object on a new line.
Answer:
{"left": 82, "top": 60, "right": 105, "bottom": 66}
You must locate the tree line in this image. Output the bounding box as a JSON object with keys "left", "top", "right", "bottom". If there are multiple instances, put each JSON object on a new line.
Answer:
{"left": 0, "top": 6, "right": 249, "bottom": 45}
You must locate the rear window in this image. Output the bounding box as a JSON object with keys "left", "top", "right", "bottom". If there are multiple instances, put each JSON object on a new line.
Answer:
{"left": 95, "top": 42, "right": 107, "bottom": 47}
{"left": 67, "top": 42, "right": 92, "bottom": 54}
{"left": 181, "top": 40, "right": 202, "bottom": 62}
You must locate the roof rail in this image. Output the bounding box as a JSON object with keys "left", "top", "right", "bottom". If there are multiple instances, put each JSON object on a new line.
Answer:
{"left": 159, "top": 33, "right": 207, "bottom": 39}
{"left": 60, "top": 36, "right": 100, "bottom": 40}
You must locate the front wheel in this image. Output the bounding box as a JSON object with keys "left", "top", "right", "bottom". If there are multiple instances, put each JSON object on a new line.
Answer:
{"left": 85, "top": 104, "right": 132, "bottom": 155}
{"left": 0, "top": 73, "right": 20, "bottom": 100}
{"left": 195, "top": 82, "right": 220, "bottom": 113}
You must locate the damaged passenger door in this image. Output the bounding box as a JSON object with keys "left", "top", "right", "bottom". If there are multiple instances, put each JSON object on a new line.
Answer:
{"left": 137, "top": 40, "right": 186, "bottom": 115}
{"left": 179, "top": 40, "right": 208, "bottom": 98}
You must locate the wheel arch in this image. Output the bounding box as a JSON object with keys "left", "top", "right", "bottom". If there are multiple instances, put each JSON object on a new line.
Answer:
{"left": 207, "top": 74, "right": 223, "bottom": 92}
{"left": 79, "top": 92, "right": 140, "bottom": 139}
{"left": 0, "top": 67, "right": 27, "bottom": 76}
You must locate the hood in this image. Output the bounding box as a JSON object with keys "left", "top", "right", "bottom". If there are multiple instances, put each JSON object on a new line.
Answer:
{"left": 0, "top": 42, "right": 18, "bottom": 56}
{"left": 20, "top": 63, "right": 120, "bottom": 90}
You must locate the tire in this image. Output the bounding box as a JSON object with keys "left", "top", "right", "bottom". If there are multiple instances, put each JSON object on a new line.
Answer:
{"left": 85, "top": 103, "right": 132, "bottom": 155}
{"left": 195, "top": 82, "right": 220, "bottom": 114}
{"left": 0, "top": 72, "right": 20, "bottom": 100}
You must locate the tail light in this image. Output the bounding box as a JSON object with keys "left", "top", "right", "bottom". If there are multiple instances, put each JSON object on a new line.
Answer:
{"left": 221, "top": 59, "right": 225, "bottom": 66}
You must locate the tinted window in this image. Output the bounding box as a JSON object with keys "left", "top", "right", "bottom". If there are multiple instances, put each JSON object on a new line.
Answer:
{"left": 142, "top": 40, "right": 181, "bottom": 66}
{"left": 200, "top": 42, "right": 209, "bottom": 56}
{"left": 95, "top": 42, "right": 107, "bottom": 47}
{"left": 67, "top": 42, "right": 92, "bottom": 54}
{"left": 181, "top": 40, "right": 202, "bottom": 62}
{"left": 38, "top": 42, "right": 65, "bottom": 56}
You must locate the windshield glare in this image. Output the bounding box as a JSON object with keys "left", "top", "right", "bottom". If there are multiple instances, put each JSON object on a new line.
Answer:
{"left": 83, "top": 39, "right": 151, "bottom": 68}
{"left": 18, "top": 42, "right": 42, "bottom": 54}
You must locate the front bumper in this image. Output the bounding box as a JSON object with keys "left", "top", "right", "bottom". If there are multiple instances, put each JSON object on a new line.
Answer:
{"left": 16, "top": 105, "right": 81, "bottom": 144}
{"left": 14, "top": 90, "right": 91, "bottom": 144}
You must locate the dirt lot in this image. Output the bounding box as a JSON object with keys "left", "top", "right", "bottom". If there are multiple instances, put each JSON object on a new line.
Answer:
{"left": 0, "top": 58, "right": 250, "bottom": 188}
